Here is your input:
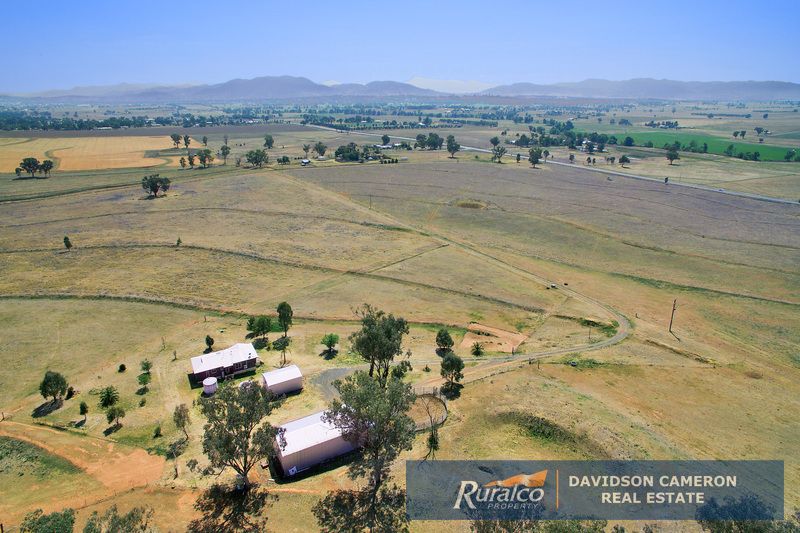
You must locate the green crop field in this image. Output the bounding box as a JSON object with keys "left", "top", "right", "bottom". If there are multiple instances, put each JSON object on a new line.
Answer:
{"left": 619, "top": 129, "right": 795, "bottom": 161}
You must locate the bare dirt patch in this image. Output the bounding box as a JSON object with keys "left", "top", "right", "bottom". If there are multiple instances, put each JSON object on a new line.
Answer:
{"left": 459, "top": 322, "right": 527, "bottom": 353}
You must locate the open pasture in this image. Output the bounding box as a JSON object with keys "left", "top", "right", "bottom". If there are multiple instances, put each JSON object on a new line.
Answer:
{"left": 0, "top": 127, "right": 798, "bottom": 528}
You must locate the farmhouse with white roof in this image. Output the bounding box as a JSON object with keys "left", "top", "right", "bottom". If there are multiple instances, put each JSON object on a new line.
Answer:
{"left": 190, "top": 342, "right": 259, "bottom": 382}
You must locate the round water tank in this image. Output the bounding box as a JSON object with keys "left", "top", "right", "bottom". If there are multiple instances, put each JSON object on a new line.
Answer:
{"left": 202, "top": 377, "right": 218, "bottom": 395}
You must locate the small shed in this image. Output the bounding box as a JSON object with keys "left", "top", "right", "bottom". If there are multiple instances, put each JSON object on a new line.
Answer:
{"left": 275, "top": 411, "right": 355, "bottom": 477}
{"left": 202, "top": 377, "right": 218, "bottom": 395}
{"left": 262, "top": 365, "right": 303, "bottom": 396}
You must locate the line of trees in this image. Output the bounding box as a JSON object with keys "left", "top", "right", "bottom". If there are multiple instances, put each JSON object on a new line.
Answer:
{"left": 16, "top": 157, "right": 54, "bottom": 178}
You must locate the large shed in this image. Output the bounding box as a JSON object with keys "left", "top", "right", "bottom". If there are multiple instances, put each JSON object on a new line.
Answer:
{"left": 261, "top": 365, "right": 303, "bottom": 396}
{"left": 275, "top": 411, "right": 356, "bottom": 477}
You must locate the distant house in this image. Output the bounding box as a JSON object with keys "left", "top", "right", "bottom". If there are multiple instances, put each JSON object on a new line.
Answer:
{"left": 262, "top": 365, "right": 303, "bottom": 396}
{"left": 274, "top": 411, "right": 356, "bottom": 477}
{"left": 190, "top": 343, "right": 259, "bottom": 382}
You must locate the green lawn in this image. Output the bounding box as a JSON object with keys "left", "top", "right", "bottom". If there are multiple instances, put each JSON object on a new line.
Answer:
{"left": 619, "top": 130, "right": 796, "bottom": 161}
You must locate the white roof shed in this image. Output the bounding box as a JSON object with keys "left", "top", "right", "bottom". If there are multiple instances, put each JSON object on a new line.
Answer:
{"left": 275, "top": 411, "right": 356, "bottom": 476}
{"left": 262, "top": 365, "right": 303, "bottom": 396}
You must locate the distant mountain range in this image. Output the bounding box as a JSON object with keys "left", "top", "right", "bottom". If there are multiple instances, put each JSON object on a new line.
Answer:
{"left": 6, "top": 76, "right": 800, "bottom": 102}
{"left": 480, "top": 78, "right": 800, "bottom": 100}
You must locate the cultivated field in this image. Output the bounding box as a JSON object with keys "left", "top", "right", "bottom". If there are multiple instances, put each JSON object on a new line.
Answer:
{"left": 0, "top": 135, "right": 200, "bottom": 172}
{"left": 0, "top": 122, "right": 798, "bottom": 531}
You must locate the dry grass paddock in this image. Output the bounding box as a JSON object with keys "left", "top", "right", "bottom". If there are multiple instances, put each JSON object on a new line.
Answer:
{"left": 0, "top": 126, "right": 797, "bottom": 529}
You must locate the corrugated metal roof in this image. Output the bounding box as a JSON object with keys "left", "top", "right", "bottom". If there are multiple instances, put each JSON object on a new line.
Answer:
{"left": 279, "top": 411, "right": 345, "bottom": 455}
{"left": 262, "top": 365, "right": 303, "bottom": 386}
{"left": 190, "top": 343, "right": 257, "bottom": 375}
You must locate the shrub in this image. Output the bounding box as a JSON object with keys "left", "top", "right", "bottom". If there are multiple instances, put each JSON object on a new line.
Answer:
{"left": 153, "top": 424, "right": 162, "bottom": 438}
{"left": 118, "top": 364, "right": 126, "bottom": 373}
{"left": 471, "top": 342, "right": 484, "bottom": 356}
{"left": 252, "top": 338, "right": 269, "bottom": 350}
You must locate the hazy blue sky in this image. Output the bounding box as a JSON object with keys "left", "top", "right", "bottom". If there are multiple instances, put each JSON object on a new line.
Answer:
{"left": 2, "top": 0, "right": 798, "bottom": 92}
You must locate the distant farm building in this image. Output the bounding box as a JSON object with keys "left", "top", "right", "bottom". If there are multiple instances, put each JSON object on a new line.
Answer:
{"left": 190, "top": 342, "right": 259, "bottom": 382}
{"left": 262, "top": 365, "right": 303, "bottom": 396}
{"left": 275, "top": 411, "right": 356, "bottom": 477}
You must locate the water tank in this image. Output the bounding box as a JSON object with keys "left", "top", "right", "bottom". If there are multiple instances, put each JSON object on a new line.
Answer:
{"left": 202, "top": 377, "right": 218, "bottom": 395}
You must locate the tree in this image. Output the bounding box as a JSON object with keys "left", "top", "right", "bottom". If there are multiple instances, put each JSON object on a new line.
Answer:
{"left": 137, "top": 372, "right": 151, "bottom": 392}
{"left": 543, "top": 149, "right": 550, "bottom": 162}
{"left": 435, "top": 328, "right": 454, "bottom": 353}
{"left": 619, "top": 155, "right": 631, "bottom": 167}
{"left": 205, "top": 335, "right": 215, "bottom": 353}
{"left": 321, "top": 333, "right": 340, "bottom": 356}
{"left": 64, "top": 235, "right": 73, "bottom": 250}
{"left": 695, "top": 494, "right": 796, "bottom": 533}
{"left": 441, "top": 352, "right": 465, "bottom": 386}
{"left": 302, "top": 144, "right": 311, "bottom": 159}
{"left": 623, "top": 136, "right": 635, "bottom": 146}
{"left": 199, "top": 382, "right": 284, "bottom": 489}
{"left": 315, "top": 371, "right": 415, "bottom": 532}
{"left": 314, "top": 141, "right": 327, "bottom": 156}
{"left": 529, "top": 148, "right": 542, "bottom": 168}
{"left": 276, "top": 301, "right": 293, "bottom": 337}
{"left": 415, "top": 133, "right": 427, "bottom": 149}
{"left": 183, "top": 135, "right": 191, "bottom": 150}
{"left": 106, "top": 406, "right": 126, "bottom": 427}
{"left": 80, "top": 401, "right": 89, "bottom": 421}
{"left": 492, "top": 145, "right": 507, "bottom": 163}
{"left": 197, "top": 148, "right": 214, "bottom": 168}
{"left": 446, "top": 135, "right": 460, "bottom": 158}
{"left": 40, "top": 370, "right": 68, "bottom": 402}
{"left": 188, "top": 154, "right": 195, "bottom": 168}
{"left": 180, "top": 156, "right": 187, "bottom": 169}
{"left": 489, "top": 136, "right": 500, "bottom": 147}
{"left": 140, "top": 359, "right": 152, "bottom": 373}
{"left": 20, "top": 157, "right": 41, "bottom": 177}
{"left": 263, "top": 134, "right": 274, "bottom": 149}
{"left": 83, "top": 504, "right": 155, "bottom": 532}
{"left": 171, "top": 133, "right": 182, "bottom": 148}
{"left": 141, "top": 174, "right": 171, "bottom": 197}
{"left": 202, "top": 135, "right": 208, "bottom": 146}
{"left": 20, "top": 508, "right": 76, "bottom": 533}
{"left": 569, "top": 154, "right": 575, "bottom": 163}
{"left": 174, "top": 403, "right": 191, "bottom": 440}
{"left": 666, "top": 150, "right": 680, "bottom": 165}
{"left": 220, "top": 145, "right": 231, "bottom": 165}
{"left": 245, "top": 149, "right": 268, "bottom": 168}
{"left": 425, "top": 133, "right": 443, "bottom": 150}
{"left": 516, "top": 153, "right": 521, "bottom": 163}
{"left": 273, "top": 336, "right": 291, "bottom": 367}
{"left": 246, "top": 315, "right": 272, "bottom": 342}
{"left": 277, "top": 156, "right": 290, "bottom": 165}
{"left": 349, "top": 304, "right": 409, "bottom": 386}
{"left": 99, "top": 386, "right": 119, "bottom": 408}
{"left": 733, "top": 131, "right": 740, "bottom": 138}
{"left": 381, "top": 134, "right": 390, "bottom": 145}
{"left": 471, "top": 342, "right": 484, "bottom": 356}
{"left": 40, "top": 159, "right": 54, "bottom": 177}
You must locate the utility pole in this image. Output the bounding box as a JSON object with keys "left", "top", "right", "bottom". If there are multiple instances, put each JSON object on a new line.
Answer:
{"left": 669, "top": 299, "right": 677, "bottom": 333}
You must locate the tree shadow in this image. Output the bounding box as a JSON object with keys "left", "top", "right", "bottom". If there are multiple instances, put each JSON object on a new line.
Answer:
{"left": 103, "top": 423, "right": 122, "bottom": 436}
{"left": 32, "top": 399, "right": 63, "bottom": 418}
{"left": 440, "top": 382, "right": 462, "bottom": 400}
{"left": 71, "top": 418, "right": 86, "bottom": 428}
{"left": 319, "top": 349, "right": 338, "bottom": 360}
{"left": 187, "top": 483, "right": 277, "bottom": 533}
{"left": 435, "top": 348, "right": 451, "bottom": 358}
